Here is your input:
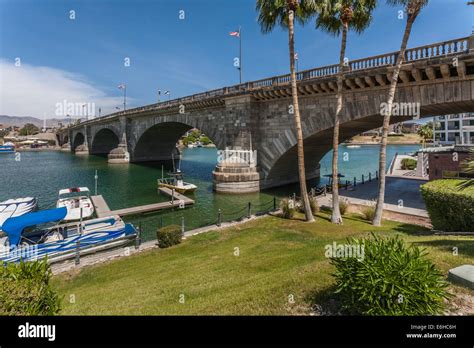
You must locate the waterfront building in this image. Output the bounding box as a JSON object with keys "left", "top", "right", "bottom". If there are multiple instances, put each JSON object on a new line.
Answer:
{"left": 433, "top": 113, "right": 474, "bottom": 146}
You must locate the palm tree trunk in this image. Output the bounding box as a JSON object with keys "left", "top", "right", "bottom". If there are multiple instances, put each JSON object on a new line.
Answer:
{"left": 331, "top": 25, "right": 348, "bottom": 224}
{"left": 288, "top": 9, "right": 314, "bottom": 222}
{"left": 373, "top": 17, "right": 416, "bottom": 226}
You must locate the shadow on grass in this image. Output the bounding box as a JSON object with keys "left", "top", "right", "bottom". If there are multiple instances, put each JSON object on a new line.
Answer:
{"left": 391, "top": 223, "right": 432, "bottom": 235}
{"left": 305, "top": 284, "right": 344, "bottom": 316}
{"left": 411, "top": 239, "right": 474, "bottom": 258}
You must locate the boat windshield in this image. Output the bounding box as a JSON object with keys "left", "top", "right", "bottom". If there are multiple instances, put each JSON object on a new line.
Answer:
{"left": 59, "top": 188, "right": 91, "bottom": 199}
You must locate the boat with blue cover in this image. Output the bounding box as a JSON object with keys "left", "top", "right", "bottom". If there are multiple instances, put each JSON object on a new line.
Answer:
{"left": 0, "top": 207, "right": 137, "bottom": 263}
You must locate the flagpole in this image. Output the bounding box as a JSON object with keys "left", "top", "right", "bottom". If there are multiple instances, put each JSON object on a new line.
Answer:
{"left": 239, "top": 26, "right": 242, "bottom": 84}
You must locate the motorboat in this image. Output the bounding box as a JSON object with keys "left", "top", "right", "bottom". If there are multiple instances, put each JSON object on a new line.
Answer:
{"left": 158, "top": 169, "right": 197, "bottom": 194}
{"left": 346, "top": 144, "right": 361, "bottom": 149}
{"left": 187, "top": 143, "right": 195, "bottom": 148}
{"left": 56, "top": 187, "right": 95, "bottom": 221}
{"left": 0, "top": 142, "right": 15, "bottom": 153}
{"left": 157, "top": 153, "right": 197, "bottom": 194}
{"left": 0, "top": 197, "right": 38, "bottom": 231}
{"left": 0, "top": 207, "right": 137, "bottom": 263}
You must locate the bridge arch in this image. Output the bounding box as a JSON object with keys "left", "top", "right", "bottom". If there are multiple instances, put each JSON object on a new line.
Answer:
{"left": 72, "top": 132, "right": 85, "bottom": 152}
{"left": 132, "top": 122, "right": 194, "bottom": 162}
{"left": 91, "top": 128, "right": 120, "bottom": 155}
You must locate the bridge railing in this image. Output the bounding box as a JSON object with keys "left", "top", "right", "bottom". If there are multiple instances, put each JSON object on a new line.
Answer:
{"left": 74, "top": 36, "right": 470, "bottom": 127}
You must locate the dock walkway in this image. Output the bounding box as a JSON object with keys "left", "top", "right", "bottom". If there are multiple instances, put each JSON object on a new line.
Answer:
{"left": 91, "top": 189, "right": 194, "bottom": 218}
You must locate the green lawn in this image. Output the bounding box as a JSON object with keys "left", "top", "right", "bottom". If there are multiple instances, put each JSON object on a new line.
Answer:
{"left": 54, "top": 213, "right": 474, "bottom": 315}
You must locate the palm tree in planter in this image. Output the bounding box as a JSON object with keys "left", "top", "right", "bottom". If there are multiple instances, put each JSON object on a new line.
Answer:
{"left": 417, "top": 122, "right": 433, "bottom": 148}
{"left": 256, "top": 0, "right": 317, "bottom": 222}
{"left": 372, "top": 0, "right": 428, "bottom": 226}
{"left": 316, "top": 0, "right": 376, "bottom": 224}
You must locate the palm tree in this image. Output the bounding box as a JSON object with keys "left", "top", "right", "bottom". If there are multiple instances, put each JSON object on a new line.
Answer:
{"left": 256, "top": 0, "right": 316, "bottom": 222}
{"left": 417, "top": 122, "right": 433, "bottom": 148}
{"left": 372, "top": 0, "right": 428, "bottom": 226}
{"left": 316, "top": 0, "right": 376, "bottom": 224}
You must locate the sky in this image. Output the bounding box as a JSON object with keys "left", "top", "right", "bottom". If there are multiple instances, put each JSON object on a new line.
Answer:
{"left": 0, "top": 0, "right": 472, "bottom": 119}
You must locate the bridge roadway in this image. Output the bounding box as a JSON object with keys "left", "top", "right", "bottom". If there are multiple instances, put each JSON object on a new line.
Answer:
{"left": 67, "top": 35, "right": 474, "bottom": 192}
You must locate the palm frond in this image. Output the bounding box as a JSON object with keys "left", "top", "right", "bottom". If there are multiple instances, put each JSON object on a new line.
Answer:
{"left": 256, "top": 0, "right": 318, "bottom": 33}
{"left": 316, "top": 0, "right": 377, "bottom": 36}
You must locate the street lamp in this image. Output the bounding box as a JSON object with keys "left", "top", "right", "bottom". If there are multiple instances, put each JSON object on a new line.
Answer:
{"left": 157, "top": 89, "right": 161, "bottom": 103}
{"left": 118, "top": 83, "right": 126, "bottom": 110}
{"left": 164, "top": 90, "right": 170, "bottom": 101}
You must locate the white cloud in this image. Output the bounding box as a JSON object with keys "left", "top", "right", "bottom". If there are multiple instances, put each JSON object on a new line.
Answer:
{"left": 0, "top": 59, "right": 127, "bottom": 119}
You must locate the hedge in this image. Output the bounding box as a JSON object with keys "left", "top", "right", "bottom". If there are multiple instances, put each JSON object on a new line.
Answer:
{"left": 401, "top": 158, "right": 417, "bottom": 170}
{"left": 420, "top": 179, "right": 474, "bottom": 232}
{"left": 156, "top": 224, "right": 182, "bottom": 248}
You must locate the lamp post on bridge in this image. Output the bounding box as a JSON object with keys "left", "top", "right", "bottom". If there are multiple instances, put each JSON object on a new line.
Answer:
{"left": 118, "top": 83, "right": 126, "bottom": 111}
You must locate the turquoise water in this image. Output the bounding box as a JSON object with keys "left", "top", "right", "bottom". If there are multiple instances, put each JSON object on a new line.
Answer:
{"left": 0, "top": 144, "right": 420, "bottom": 241}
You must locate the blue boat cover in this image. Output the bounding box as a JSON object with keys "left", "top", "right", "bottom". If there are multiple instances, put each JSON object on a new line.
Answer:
{"left": 2, "top": 207, "right": 67, "bottom": 246}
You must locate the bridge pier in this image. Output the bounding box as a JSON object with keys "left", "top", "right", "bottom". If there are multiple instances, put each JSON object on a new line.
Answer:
{"left": 213, "top": 163, "right": 262, "bottom": 193}
{"left": 108, "top": 133, "right": 130, "bottom": 164}
{"left": 75, "top": 144, "right": 89, "bottom": 155}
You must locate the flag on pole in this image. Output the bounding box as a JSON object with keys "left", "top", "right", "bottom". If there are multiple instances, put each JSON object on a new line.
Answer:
{"left": 294, "top": 53, "right": 298, "bottom": 60}
{"left": 229, "top": 30, "right": 240, "bottom": 37}
{"left": 118, "top": 83, "right": 126, "bottom": 89}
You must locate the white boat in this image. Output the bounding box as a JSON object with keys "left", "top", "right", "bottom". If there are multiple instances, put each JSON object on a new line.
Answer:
{"left": 187, "top": 143, "right": 195, "bottom": 148}
{"left": 0, "top": 197, "right": 38, "bottom": 231}
{"left": 0, "top": 142, "right": 15, "bottom": 153}
{"left": 56, "top": 187, "right": 95, "bottom": 221}
{"left": 346, "top": 145, "right": 361, "bottom": 148}
{"left": 158, "top": 169, "right": 197, "bottom": 194}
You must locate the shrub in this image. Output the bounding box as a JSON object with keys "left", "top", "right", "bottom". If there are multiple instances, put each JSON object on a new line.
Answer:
{"left": 280, "top": 198, "right": 296, "bottom": 219}
{"left": 156, "top": 224, "right": 182, "bottom": 248}
{"left": 200, "top": 136, "right": 212, "bottom": 145}
{"left": 297, "top": 196, "right": 319, "bottom": 215}
{"left": 339, "top": 199, "right": 349, "bottom": 216}
{"left": 0, "top": 259, "right": 61, "bottom": 315}
{"left": 310, "top": 196, "right": 319, "bottom": 214}
{"left": 330, "top": 234, "right": 450, "bottom": 315}
{"left": 401, "top": 158, "right": 417, "bottom": 170}
{"left": 361, "top": 201, "right": 376, "bottom": 221}
{"left": 421, "top": 180, "right": 474, "bottom": 232}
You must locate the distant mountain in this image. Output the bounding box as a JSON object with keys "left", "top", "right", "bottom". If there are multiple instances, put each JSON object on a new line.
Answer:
{"left": 0, "top": 115, "right": 82, "bottom": 128}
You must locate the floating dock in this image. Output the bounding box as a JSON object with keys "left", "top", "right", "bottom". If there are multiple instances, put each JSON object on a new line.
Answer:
{"left": 91, "top": 189, "right": 194, "bottom": 218}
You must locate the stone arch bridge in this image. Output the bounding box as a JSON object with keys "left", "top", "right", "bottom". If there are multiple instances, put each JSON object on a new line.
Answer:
{"left": 69, "top": 35, "right": 474, "bottom": 192}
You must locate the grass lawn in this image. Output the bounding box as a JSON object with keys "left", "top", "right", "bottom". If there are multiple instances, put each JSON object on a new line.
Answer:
{"left": 54, "top": 212, "right": 474, "bottom": 315}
